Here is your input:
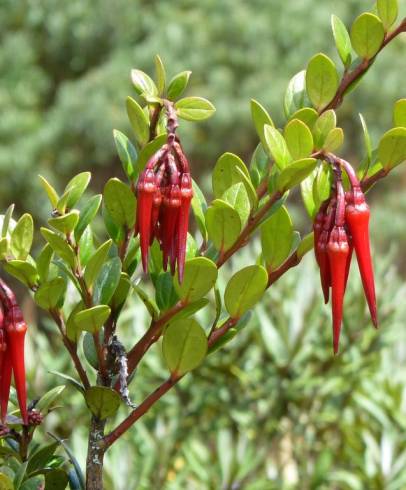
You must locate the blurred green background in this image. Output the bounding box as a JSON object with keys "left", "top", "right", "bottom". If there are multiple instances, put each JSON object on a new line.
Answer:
{"left": 1, "top": 0, "right": 406, "bottom": 488}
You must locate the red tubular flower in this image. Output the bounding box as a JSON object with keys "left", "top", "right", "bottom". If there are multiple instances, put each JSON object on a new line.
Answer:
{"left": 0, "top": 280, "right": 28, "bottom": 424}
{"left": 136, "top": 168, "right": 157, "bottom": 272}
{"left": 0, "top": 351, "right": 12, "bottom": 423}
{"left": 177, "top": 173, "right": 193, "bottom": 282}
{"left": 345, "top": 187, "right": 377, "bottom": 327}
{"left": 328, "top": 226, "right": 350, "bottom": 354}
{"left": 161, "top": 184, "right": 181, "bottom": 271}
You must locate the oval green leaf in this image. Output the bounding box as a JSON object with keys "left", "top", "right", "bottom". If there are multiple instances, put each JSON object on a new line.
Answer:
{"left": 10, "top": 214, "right": 33, "bottom": 260}
{"left": 264, "top": 125, "right": 292, "bottom": 169}
{"left": 350, "top": 13, "right": 385, "bottom": 60}
{"left": 174, "top": 257, "right": 218, "bottom": 303}
{"left": 175, "top": 96, "right": 215, "bottom": 121}
{"left": 74, "top": 305, "right": 111, "bottom": 334}
{"left": 378, "top": 127, "right": 406, "bottom": 169}
{"left": 126, "top": 96, "right": 149, "bottom": 147}
{"left": 284, "top": 119, "right": 314, "bottom": 160}
{"left": 260, "top": 206, "right": 293, "bottom": 271}
{"left": 278, "top": 158, "right": 318, "bottom": 192}
{"left": 306, "top": 53, "right": 339, "bottom": 111}
{"left": 103, "top": 178, "right": 136, "bottom": 229}
{"left": 85, "top": 386, "right": 121, "bottom": 420}
{"left": 205, "top": 200, "right": 241, "bottom": 252}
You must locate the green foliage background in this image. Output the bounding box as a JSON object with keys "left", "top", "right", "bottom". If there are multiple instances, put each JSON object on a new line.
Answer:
{"left": 1, "top": 0, "right": 406, "bottom": 488}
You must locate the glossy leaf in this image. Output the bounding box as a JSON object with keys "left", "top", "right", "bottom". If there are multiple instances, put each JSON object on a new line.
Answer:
{"left": 4, "top": 260, "right": 38, "bottom": 287}
{"left": 284, "top": 119, "right": 314, "bottom": 160}
{"left": 36, "top": 385, "right": 66, "bottom": 413}
{"left": 74, "top": 194, "right": 102, "bottom": 241}
{"left": 261, "top": 206, "right": 293, "bottom": 271}
{"left": 84, "top": 239, "right": 112, "bottom": 288}
{"left": 323, "top": 127, "right": 344, "bottom": 152}
{"left": 175, "top": 97, "right": 215, "bottom": 121}
{"left": 377, "top": 0, "right": 398, "bottom": 31}
{"left": 191, "top": 179, "right": 208, "bottom": 241}
{"left": 350, "top": 13, "right": 385, "bottom": 60}
{"left": 221, "top": 183, "right": 251, "bottom": 226}
{"left": 113, "top": 130, "right": 138, "bottom": 181}
{"left": 38, "top": 175, "right": 59, "bottom": 208}
{"left": 27, "top": 442, "right": 59, "bottom": 475}
{"left": 10, "top": 213, "right": 33, "bottom": 260}
{"left": 297, "top": 232, "right": 315, "bottom": 258}
{"left": 34, "top": 277, "right": 66, "bottom": 310}
{"left": 154, "top": 54, "right": 166, "bottom": 94}
{"left": 290, "top": 108, "right": 319, "bottom": 129}
{"left": 126, "top": 96, "right": 149, "bottom": 147}
{"left": 313, "top": 109, "right": 337, "bottom": 148}
{"left": 263, "top": 125, "right": 292, "bottom": 169}
{"left": 174, "top": 257, "right": 218, "bottom": 303}
{"left": 206, "top": 199, "right": 241, "bottom": 252}
{"left": 85, "top": 386, "right": 121, "bottom": 420}
{"left": 134, "top": 283, "right": 160, "bottom": 319}
{"left": 41, "top": 228, "right": 76, "bottom": 268}
{"left": 48, "top": 210, "right": 79, "bottom": 235}
{"left": 64, "top": 172, "right": 91, "bottom": 208}
{"left": 74, "top": 305, "right": 111, "bottom": 334}
{"left": 378, "top": 127, "right": 406, "bottom": 169}
{"left": 313, "top": 163, "right": 332, "bottom": 211}
{"left": 331, "top": 15, "right": 352, "bottom": 67}
{"left": 155, "top": 272, "right": 179, "bottom": 311}
{"left": 1, "top": 204, "right": 14, "bottom": 238}
{"left": 44, "top": 470, "right": 69, "bottom": 490}
{"left": 393, "top": 99, "right": 406, "bottom": 127}
{"left": 301, "top": 169, "right": 318, "bottom": 218}
{"left": 93, "top": 257, "right": 122, "bottom": 305}
{"left": 0, "top": 237, "right": 8, "bottom": 260}
{"left": 224, "top": 265, "right": 268, "bottom": 318}
{"left": 137, "top": 133, "right": 167, "bottom": 172}
{"left": 162, "top": 318, "right": 207, "bottom": 375}
{"left": 278, "top": 158, "right": 318, "bottom": 192}
{"left": 131, "top": 69, "right": 158, "bottom": 97}
{"left": 306, "top": 53, "right": 339, "bottom": 111}
{"left": 284, "top": 70, "right": 310, "bottom": 118}
{"left": 167, "top": 70, "right": 192, "bottom": 100}
{"left": 251, "top": 99, "right": 274, "bottom": 148}
{"left": 36, "top": 244, "right": 53, "bottom": 283}
{"left": 103, "top": 178, "right": 136, "bottom": 229}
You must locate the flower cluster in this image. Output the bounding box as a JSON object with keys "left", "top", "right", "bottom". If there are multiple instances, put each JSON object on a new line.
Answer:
{"left": 135, "top": 104, "right": 193, "bottom": 283}
{"left": 0, "top": 278, "right": 28, "bottom": 424}
{"left": 313, "top": 158, "right": 377, "bottom": 353}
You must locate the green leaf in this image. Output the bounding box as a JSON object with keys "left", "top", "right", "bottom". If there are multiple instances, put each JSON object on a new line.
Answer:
{"left": 0, "top": 237, "right": 8, "bottom": 260}
{"left": 323, "top": 127, "right": 344, "bottom": 152}
{"left": 191, "top": 179, "right": 208, "bottom": 241}
{"left": 131, "top": 69, "right": 157, "bottom": 97}
{"left": 350, "top": 13, "right": 385, "bottom": 60}
{"left": 154, "top": 54, "right": 166, "bottom": 94}
{"left": 212, "top": 153, "right": 256, "bottom": 208}
{"left": 84, "top": 239, "right": 112, "bottom": 288}
{"left": 64, "top": 172, "right": 91, "bottom": 209}
{"left": 34, "top": 277, "right": 66, "bottom": 310}
{"left": 278, "top": 158, "right": 318, "bottom": 192}
{"left": 170, "top": 298, "right": 209, "bottom": 322}
{"left": 0, "top": 473, "right": 14, "bottom": 490}
{"left": 263, "top": 125, "right": 292, "bottom": 169}
{"left": 301, "top": 169, "right": 318, "bottom": 218}
{"left": 133, "top": 283, "right": 160, "bottom": 319}
{"left": 113, "top": 130, "right": 138, "bottom": 181}
{"left": 250, "top": 143, "right": 269, "bottom": 187}
{"left": 206, "top": 200, "right": 241, "bottom": 252}
{"left": 378, "top": 127, "right": 406, "bottom": 169}
{"left": 313, "top": 163, "right": 332, "bottom": 211}
{"left": 14, "top": 462, "right": 28, "bottom": 490}
{"left": 313, "top": 109, "right": 337, "bottom": 148}
{"left": 167, "top": 71, "right": 192, "bottom": 100}
{"left": 331, "top": 15, "right": 352, "bottom": 67}
{"left": 284, "top": 70, "right": 310, "bottom": 118}
{"left": 56, "top": 190, "right": 71, "bottom": 214}
{"left": 85, "top": 386, "right": 121, "bottom": 420}
{"left": 250, "top": 99, "right": 274, "bottom": 149}
{"left": 4, "top": 261, "right": 38, "bottom": 287}
{"left": 126, "top": 96, "right": 149, "bottom": 147}
{"left": 66, "top": 301, "right": 85, "bottom": 343}
{"left": 49, "top": 370, "right": 84, "bottom": 394}
{"left": 306, "top": 53, "right": 339, "bottom": 111}
{"left": 155, "top": 272, "right": 179, "bottom": 311}
{"left": 111, "top": 273, "right": 132, "bottom": 312}
{"left": 290, "top": 108, "right": 319, "bottom": 129}
{"left": 136, "top": 133, "right": 167, "bottom": 172}
{"left": 36, "top": 244, "right": 53, "bottom": 283}
{"left": 174, "top": 257, "right": 218, "bottom": 303}
{"left": 36, "top": 385, "right": 66, "bottom": 413}
{"left": 74, "top": 305, "right": 111, "bottom": 334}
{"left": 27, "top": 442, "right": 59, "bottom": 475}
{"left": 10, "top": 214, "right": 33, "bottom": 260}
{"left": 38, "top": 175, "right": 59, "bottom": 208}
{"left": 221, "top": 183, "right": 251, "bottom": 226}
{"left": 44, "top": 470, "right": 68, "bottom": 490}
{"left": 74, "top": 194, "right": 102, "bottom": 242}
{"left": 284, "top": 119, "right": 314, "bottom": 160}
{"left": 297, "top": 232, "right": 315, "bottom": 259}
{"left": 41, "top": 228, "right": 76, "bottom": 268}
{"left": 93, "top": 257, "right": 122, "bottom": 305}
{"left": 224, "top": 265, "right": 268, "bottom": 318}
{"left": 260, "top": 206, "right": 293, "bottom": 271}
{"left": 394, "top": 99, "right": 406, "bottom": 127}
{"left": 1, "top": 204, "right": 15, "bottom": 238}
{"left": 377, "top": 0, "right": 398, "bottom": 31}
{"left": 162, "top": 318, "right": 207, "bottom": 375}
{"left": 48, "top": 210, "right": 79, "bottom": 235}
{"left": 78, "top": 226, "right": 94, "bottom": 267}
{"left": 175, "top": 97, "right": 216, "bottom": 121}
{"left": 103, "top": 178, "right": 136, "bottom": 229}
{"left": 83, "top": 331, "right": 101, "bottom": 370}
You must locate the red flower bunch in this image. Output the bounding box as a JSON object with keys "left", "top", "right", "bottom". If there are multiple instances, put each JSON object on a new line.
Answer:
{"left": 0, "top": 279, "right": 28, "bottom": 424}
{"left": 314, "top": 157, "right": 377, "bottom": 353}
{"left": 135, "top": 103, "right": 193, "bottom": 282}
